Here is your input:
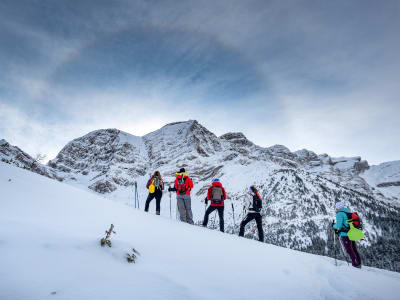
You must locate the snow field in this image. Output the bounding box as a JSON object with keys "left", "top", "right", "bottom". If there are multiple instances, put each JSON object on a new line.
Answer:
{"left": 1, "top": 162, "right": 399, "bottom": 300}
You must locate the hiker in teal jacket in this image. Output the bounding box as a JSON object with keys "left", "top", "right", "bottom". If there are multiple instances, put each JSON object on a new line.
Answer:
{"left": 332, "top": 207, "right": 351, "bottom": 237}
{"left": 332, "top": 201, "right": 362, "bottom": 268}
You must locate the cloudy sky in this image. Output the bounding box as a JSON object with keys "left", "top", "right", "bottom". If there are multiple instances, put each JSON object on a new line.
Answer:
{"left": 0, "top": 0, "right": 399, "bottom": 164}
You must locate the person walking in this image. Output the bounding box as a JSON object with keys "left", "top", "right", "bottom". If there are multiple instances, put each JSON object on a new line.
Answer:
{"left": 144, "top": 171, "right": 164, "bottom": 215}
{"left": 332, "top": 201, "right": 362, "bottom": 268}
{"left": 239, "top": 185, "right": 264, "bottom": 242}
{"left": 202, "top": 178, "right": 227, "bottom": 232}
{"left": 169, "top": 168, "right": 194, "bottom": 224}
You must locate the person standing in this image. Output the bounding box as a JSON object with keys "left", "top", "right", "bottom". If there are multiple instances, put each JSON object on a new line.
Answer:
{"left": 169, "top": 168, "right": 194, "bottom": 224}
{"left": 239, "top": 185, "right": 264, "bottom": 242}
{"left": 144, "top": 171, "right": 164, "bottom": 215}
{"left": 332, "top": 201, "right": 362, "bottom": 268}
{"left": 202, "top": 178, "right": 227, "bottom": 232}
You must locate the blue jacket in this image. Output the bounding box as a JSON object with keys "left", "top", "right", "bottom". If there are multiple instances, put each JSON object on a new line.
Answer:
{"left": 332, "top": 208, "right": 351, "bottom": 237}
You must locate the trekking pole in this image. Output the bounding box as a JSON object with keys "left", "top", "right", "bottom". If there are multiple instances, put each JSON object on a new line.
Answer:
{"left": 231, "top": 202, "right": 236, "bottom": 234}
{"left": 333, "top": 232, "right": 338, "bottom": 266}
{"left": 134, "top": 181, "right": 137, "bottom": 209}
{"left": 338, "top": 236, "right": 350, "bottom": 266}
{"left": 169, "top": 187, "right": 172, "bottom": 219}
{"left": 136, "top": 184, "right": 140, "bottom": 209}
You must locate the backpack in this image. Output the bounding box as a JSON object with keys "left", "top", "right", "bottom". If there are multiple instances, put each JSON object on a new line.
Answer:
{"left": 253, "top": 193, "right": 262, "bottom": 213}
{"left": 345, "top": 212, "right": 362, "bottom": 230}
{"left": 149, "top": 178, "right": 156, "bottom": 194}
{"left": 345, "top": 212, "right": 364, "bottom": 241}
{"left": 154, "top": 177, "right": 160, "bottom": 189}
{"left": 177, "top": 176, "right": 187, "bottom": 194}
{"left": 211, "top": 186, "right": 223, "bottom": 204}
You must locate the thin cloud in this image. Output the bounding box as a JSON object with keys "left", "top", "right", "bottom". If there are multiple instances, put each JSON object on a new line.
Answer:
{"left": 0, "top": 0, "right": 399, "bottom": 164}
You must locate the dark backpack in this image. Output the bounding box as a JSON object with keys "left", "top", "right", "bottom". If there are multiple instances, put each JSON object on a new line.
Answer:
{"left": 211, "top": 186, "right": 223, "bottom": 204}
{"left": 345, "top": 212, "right": 363, "bottom": 230}
{"left": 253, "top": 193, "right": 262, "bottom": 213}
{"left": 177, "top": 177, "right": 187, "bottom": 194}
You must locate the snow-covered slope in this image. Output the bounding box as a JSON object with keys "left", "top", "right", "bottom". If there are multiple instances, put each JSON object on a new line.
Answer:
{"left": 3, "top": 120, "right": 400, "bottom": 273}
{"left": 1, "top": 162, "right": 399, "bottom": 300}
{"left": 360, "top": 161, "right": 400, "bottom": 201}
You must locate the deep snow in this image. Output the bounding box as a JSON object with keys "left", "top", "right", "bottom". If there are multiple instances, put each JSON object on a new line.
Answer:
{"left": 1, "top": 162, "right": 399, "bottom": 300}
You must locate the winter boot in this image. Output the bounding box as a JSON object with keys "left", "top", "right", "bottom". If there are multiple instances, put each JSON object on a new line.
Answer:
{"left": 156, "top": 211, "right": 160, "bottom": 215}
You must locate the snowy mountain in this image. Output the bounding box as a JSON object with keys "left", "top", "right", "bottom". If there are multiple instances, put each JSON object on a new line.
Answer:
{"left": 2, "top": 120, "right": 400, "bottom": 273}
{"left": 360, "top": 160, "right": 400, "bottom": 201}
{"left": 0, "top": 139, "right": 59, "bottom": 180}
{"left": 1, "top": 161, "right": 399, "bottom": 300}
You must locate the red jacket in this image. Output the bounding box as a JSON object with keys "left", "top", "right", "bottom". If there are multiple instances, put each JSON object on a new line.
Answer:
{"left": 174, "top": 174, "right": 194, "bottom": 195}
{"left": 207, "top": 181, "right": 227, "bottom": 207}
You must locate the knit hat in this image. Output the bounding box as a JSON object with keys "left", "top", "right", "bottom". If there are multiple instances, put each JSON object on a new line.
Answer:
{"left": 213, "top": 178, "right": 220, "bottom": 182}
{"left": 179, "top": 168, "right": 185, "bottom": 173}
{"left": 335, "top": 201, "right": 345, "bottom": 210}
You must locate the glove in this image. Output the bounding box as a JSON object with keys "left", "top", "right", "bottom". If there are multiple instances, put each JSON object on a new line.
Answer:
{"left": 204, "top": 197, "right": 208, "bottom": 205}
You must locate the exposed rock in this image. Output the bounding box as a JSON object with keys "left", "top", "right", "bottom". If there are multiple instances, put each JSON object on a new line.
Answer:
{"left": 89, "top": 180, "right": 117, "bottom": 194}
{"left": 377, "top": 181, "right": 400, "bottom": 187}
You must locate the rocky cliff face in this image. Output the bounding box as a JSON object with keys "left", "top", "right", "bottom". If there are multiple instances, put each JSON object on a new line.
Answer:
{"left": 2, "top": 120, "right": 400, "bottom": 272}
{"left": 48, "top": 129, "right": 148, "bottom": 193}
{"left": 0, "top": 139, "right": 58, "bottom": 180}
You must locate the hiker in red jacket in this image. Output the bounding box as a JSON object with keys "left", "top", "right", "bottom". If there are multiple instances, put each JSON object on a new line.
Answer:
{"left": 202, "top": 178, "right": 227, "bottom": 232}
{"left": 168, "top": 168, "right": 194, "bottom": 224}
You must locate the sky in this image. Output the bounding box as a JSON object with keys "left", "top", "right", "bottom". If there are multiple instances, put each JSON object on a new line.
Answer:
{"left": 0, "top": 0, "right": 399, "bottom": 165}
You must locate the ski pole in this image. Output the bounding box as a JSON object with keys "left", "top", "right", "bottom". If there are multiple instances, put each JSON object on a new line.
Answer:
{"left": 169, "top": 187, "right": 172, "bottom": 219}
{"left": 333, "top": 232, "right": 338, "bottom": 266}
{"left": 338, "top": 237, "right": 350, "bottom": 266}
{"left": 231, "top": 202, "right": 236, "bottom": 234}
{"left": 136, "top": 186, "right": 140, "bottom": 209}
{"left": 134, "top": 181, "right": 137, "bottom": 209}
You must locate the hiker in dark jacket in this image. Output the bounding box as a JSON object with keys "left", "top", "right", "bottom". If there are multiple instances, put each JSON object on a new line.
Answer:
{"left": 332, "top": 201, "right": 362, "bottom": 268}
{"left": 144, "top": 171, "right": 164, "bottom": 215}
{"left": 239, "top": 185, "right": 264, "bottom": 242}
{"left": 202, "top": 178, "right": 227, "bottom": 232}
{"left": 168, "top": 168, "right": 194, "bottom": 224}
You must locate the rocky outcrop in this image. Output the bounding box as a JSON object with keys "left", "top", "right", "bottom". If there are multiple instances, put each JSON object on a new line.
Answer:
{"left": 377, "top": 181, "right": 400, "bottom": 187}
{"left": 0, "top": 139, "right": 57, "bottom": 180}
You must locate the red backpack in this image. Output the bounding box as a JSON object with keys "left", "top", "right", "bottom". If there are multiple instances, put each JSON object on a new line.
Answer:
{"left": 177, "top": 176, "right": 187, "bottom": 194}
{"left": 345, "top": 212, "right": 363, "bottom": 230}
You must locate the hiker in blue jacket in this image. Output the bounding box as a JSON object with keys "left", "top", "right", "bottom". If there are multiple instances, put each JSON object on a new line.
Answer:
{"left": 332, "top": 201, "right": 362, "bottom": 268}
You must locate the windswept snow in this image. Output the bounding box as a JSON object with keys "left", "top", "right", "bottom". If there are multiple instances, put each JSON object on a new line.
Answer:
{"left": 0, "top": 162, "right": 399, "bottom": 300}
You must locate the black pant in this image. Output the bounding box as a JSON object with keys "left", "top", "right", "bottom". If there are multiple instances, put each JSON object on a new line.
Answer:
{"left": 145, "top": 190, "right": 162, "bottom": 213}
{"left": 239, "top": 213, "right": 264, "bottom": 242}
{"left": 203, "top": 206, "right": 224, "bottom": 232}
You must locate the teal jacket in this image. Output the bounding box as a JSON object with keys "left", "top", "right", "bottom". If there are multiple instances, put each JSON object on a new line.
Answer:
{"left": 332, "top": 208, "right": 351, "bottom": 237}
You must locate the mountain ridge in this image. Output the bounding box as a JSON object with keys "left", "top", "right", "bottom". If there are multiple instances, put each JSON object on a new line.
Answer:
{"left": 1, "top": 120, "right": 400, "bottom": 272}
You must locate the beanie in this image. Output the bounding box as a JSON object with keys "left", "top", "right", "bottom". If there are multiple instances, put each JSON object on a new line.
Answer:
{"left": 335, "top": 201, "right": 345, "bottom": 210}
